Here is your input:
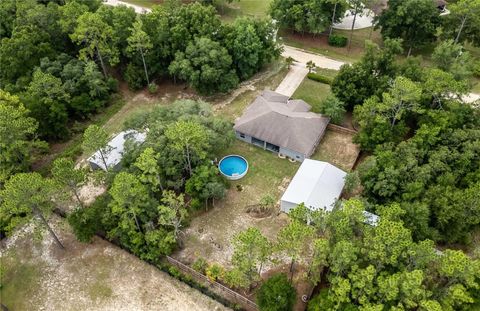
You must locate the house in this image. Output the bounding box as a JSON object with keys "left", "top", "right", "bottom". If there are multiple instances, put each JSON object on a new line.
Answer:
{"left": 280, "top": 159, "right": 346, "bottom": 213}
{"left": 280, "top": 159, "right": 380, "bottom": 226}
{"left": 234, "top": 90, "right": 330, "bottom": 162}
{"left": 87, "top": 130, "right": 146, "bottom": 171}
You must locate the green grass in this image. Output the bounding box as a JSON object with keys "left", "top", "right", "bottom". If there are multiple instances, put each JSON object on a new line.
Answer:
{"left": 292, "top": 78, "right": 332, "bottom": 113}
{"left": 217, "top": 0, "right": 272, "bottom": 21}
{"left": 0, "top": 252, "right": 43, "bottom": 311}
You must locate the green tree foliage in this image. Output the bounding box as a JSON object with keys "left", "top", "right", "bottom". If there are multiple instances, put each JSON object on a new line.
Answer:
{"left": 126, "top": 17, "right": 153, "bottom": 86}
{"left": 185, "top": 165, "right": 226, "bottom": 208}
{"left": 353, "top": 76, "right": 421, "bottom": 150}
{"left": 441, "top": 0, "right": 480, "bottom": 47}
{"left": 23, "top": 69, "right": 70, "bottom": 139}
{"left": 257, "top": 273, "right": 297, "bottom": 311}
{"left": 375, "top": 0, "right": 440, "bottom": 55}
{"left": 0, "top": 172, "right": 64, "bottom": 248}
{"left": 157, "top": 190, "right": 188, "bottom": 241}
{"left": 331, "top": 39, "right": 403, "bottom": 109}
{"left": 270, "top": 0, "right": 348, "bottom": 35}
{"left": 229, "top": 227, "right": 271, "bottom": 288}
{"left": 358, "top": 103, "right": 480, "bottom": 242}
{"left": 134, "top": 147, "right": 164, "bottom": 192}
{"left": 169, "top": 37, "right": 239, "bottom": 94}
{"left": 432, "top": 40, "right": 474, "bottom": 81}
{"left": 0, "top": 90, "right": 47, "bottom": 183}
{"left": 51, "top": 158, "right": 86, "bottom": 208}
{"left": 82, "top": 125, "right": 113, "bottom": 171}
{"left": 305, "top": 199, "right": 480, "bottom": 310}
{"left": 71, "top": 11, "right": 119, "bottom": 77}
{"left": 319, "top": 95, "right": 346, "bottom": 124}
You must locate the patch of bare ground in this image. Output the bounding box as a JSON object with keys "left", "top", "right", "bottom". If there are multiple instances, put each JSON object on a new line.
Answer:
{"left": 311, "top": 129, "right": 360, "bottom": 172}
{"left": 0, "top": 216, "right": 230, "bottom": 311}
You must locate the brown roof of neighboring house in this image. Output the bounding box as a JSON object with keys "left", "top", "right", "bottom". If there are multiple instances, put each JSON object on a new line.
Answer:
{"left": 234, "top": 90, "right": 330, "bottom": 157}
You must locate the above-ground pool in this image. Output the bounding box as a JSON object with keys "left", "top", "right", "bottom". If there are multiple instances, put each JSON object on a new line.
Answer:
{"left": 218, "top": 155, "right": 248, "bottom": 180}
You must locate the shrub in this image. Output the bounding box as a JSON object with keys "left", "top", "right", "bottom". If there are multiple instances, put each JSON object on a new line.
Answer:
{"left": 206, "top": 263, "right": 225, "bottom": 282}
{"left": 307, "top": 73, "right": 332, "bottom": 85}
{"left": 319, "top": 95, "right": 346, "bottom": 124}
{"left": 473, "top": 61, "right": 480, "bottom": 78}
{"left": 192, "top": 257, "right": 208, "bottom": 274}
{"left": 328, "top": 34, "right": 348, "bottom": 47}
{"left": 257, "top": 274, "right": 296, "bottom": 311}
{"left": 148, "top": 83, "right": 158, "bottom": 94}
{"left": 67, "top": 194, "right": 109, "bottom": 243}
{"left": 168, "top": 266, "right": 182, "bottom": 279}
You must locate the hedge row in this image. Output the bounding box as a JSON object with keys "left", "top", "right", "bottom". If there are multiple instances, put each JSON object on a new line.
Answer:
{"left": 328, "top": 34, "right": 348, "bottom": 47}
{"left": 307, "top": 73, "right": 333, "bottom": 85}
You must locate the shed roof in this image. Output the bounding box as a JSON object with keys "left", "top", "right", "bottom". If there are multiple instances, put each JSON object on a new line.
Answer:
{"left": 87, "top": 130, "right": 146, "bottom": 171}
{"left": 234, "top": 91, "right": 330, "bottom": 156}
{"left": 281, "top": 159, "right": 346, "bottom": 211}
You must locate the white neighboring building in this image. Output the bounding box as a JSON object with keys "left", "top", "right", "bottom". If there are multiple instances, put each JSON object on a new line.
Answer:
{"left": 87, "top": 130, "right": 146, "bottom": 171}
{"left": 280, "top": 159, "right": 380, "bottom": 226}
{"left": 281, "top": 159, "right": 347, "bottom": 213}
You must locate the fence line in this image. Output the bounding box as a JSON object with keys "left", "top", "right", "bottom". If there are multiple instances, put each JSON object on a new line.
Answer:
{"left": 166, "top": 256, "right": 259, "bottom": 310}
{"left": 327, "top": 123, "right": 358, "bottom": 135}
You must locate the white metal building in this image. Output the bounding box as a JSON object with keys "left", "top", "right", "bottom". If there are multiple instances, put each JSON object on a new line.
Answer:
{"left": 280, "top": 159, "right": 347, "bottom": 213}
{"left": 87, "top": 130, "right": 146, "bottom": 171}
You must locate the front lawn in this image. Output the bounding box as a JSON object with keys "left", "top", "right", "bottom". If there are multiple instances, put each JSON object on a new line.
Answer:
{"left": 292, "top": 78, "right": 332, "bottom": 113}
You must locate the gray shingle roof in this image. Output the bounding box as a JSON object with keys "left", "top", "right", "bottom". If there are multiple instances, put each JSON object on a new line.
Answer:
{"left": 234, "top": 91, "right": 330, "bottom": 157}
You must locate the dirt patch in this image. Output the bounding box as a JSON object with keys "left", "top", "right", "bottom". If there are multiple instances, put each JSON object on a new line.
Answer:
{"left": 311, "top": 129, "right": 360, "bottom": 172}
{"left": 0, "top": 217, "right": 230, "bottom": 311}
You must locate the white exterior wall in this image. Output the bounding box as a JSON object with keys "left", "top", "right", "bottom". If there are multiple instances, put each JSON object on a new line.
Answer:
{"left": 280, "top": 200, "right": 300, "bottom": 213}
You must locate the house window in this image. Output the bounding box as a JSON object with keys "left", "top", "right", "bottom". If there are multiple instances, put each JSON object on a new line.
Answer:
{"left": 296, "top": 156, "right": 300, "bottom": 159}
{"left": 240, "top": 133, "right": 245, "bottom": 138}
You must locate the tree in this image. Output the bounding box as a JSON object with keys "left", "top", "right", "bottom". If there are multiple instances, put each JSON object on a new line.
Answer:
{"left": 134, "top": 147, "right": 164, "bottom": 192}
{"left": 375, "top": 0, "right": 440, "bottom": 56}
{"left": 164, "top": 120, "right": 208, "bottom": 176}
{"left": 432, "top": 40, "right": 474, "bottom": 81}
{"left": 51, "top": 158, "right": 86, "bottom": 208}
{"left": 277, "top": 220, "right": 314, "bottom": 279}
{"left": 168, "top": 37, "right": 239, "bottom": 94}
{"left": 329, "top": 0, "right": 348, "bottom": 37}
{"left": 230, "top": 227, "right": 271, "bottom": 287}
{"left": 58, "top": 0, "right": 89, "bottom": 35}
{"left": 347, "top": 0, "right": 366, "bottom": 52}
{"left": 157, "top": 190, "right": 188, "bottom": 241}
{"left": 270, "top": 0, "right": 347, "bottom": 35}
{"left": 306, "top": 60, "right": 316, "bottom": 73}
{"left": 257, "top": 274, "right": 297, "bottom": 311}
{"left": 24, "top": 69, "right": 70, "bottom": 139}
{"left": 126, "top": 17, "right": 153, "bottom": 86}
{"left": 442, "top": 0, "right": 480, "bottom": 46}
{"left": 0, "top": 90, "right": 46, "bottom": 184}
{"left": 82, "top": 125, "right": 112, "bottom": 171}
{"left": 319, "top": 95, "right": 346, "bottom": 124}
{"left": 70, "top": 12, "right": 118, "bottom": 77}
{"left": 185, "top": 165, "right": 226, "bottom": 208}
{"left": 0, "top": 173, "right": 64, "bottom": 249}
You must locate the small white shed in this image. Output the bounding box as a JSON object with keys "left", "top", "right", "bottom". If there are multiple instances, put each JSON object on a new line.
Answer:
{"left": 87, "top": 130, "right": 146, "bottom": 171}
{"left": 280, "top": 159, "right": 347, "bottom": 213}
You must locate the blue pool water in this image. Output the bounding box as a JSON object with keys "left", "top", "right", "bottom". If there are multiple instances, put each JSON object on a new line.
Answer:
{"left": 219, "top": 155, "right": 248, "bottom": 180}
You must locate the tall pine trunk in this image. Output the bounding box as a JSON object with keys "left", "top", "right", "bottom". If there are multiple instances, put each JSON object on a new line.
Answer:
{"left": 96, "top": 46, "right": 108, "bottom": 78}
{"left": 34, "top": 207, "right": 64, "bottom": 249}
{"left": 329, "top": 2, "right": 338, "bottom": 38}
{"left": 348, "top": 5, "right": 359, "bottom": 52}
{"left": 454, "top": 16, "right": 467, "bottom": 44}
{"left": 140, "top": 47, "right": 150, "bottom": 85}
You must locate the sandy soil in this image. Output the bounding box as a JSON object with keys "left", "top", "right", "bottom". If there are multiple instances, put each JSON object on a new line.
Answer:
{"left": 0, "top": 217, "right": 230, "bottom": 311}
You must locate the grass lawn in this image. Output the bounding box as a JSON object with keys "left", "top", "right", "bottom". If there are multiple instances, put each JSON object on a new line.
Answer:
{"left": 281, "top": 27, "right": 383, "bottom": 63}
{"left": 175, "top": 140, "right": 299, "bottom": 266}
{"left": 292, "top": 78, "right": 332, "bottom": 113}
{"left": 217, "top": 0, "right": 272, "bottom": 21}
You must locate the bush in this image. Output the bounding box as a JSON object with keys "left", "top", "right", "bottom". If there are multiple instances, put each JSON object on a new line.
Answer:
{"left": 206, "top": 263, "right": 225, "bottom": 282}
{"left": 319, "top": 95, "right": 346, "bottom": 124}
{"left": 257, "top": 274, "right": 296, "bottom": 311}
{"left": 473, "top": 61, "right": 480, "bottom": 78}
{"left": 148, "top": 83, "right": 158, "bottom": 94}
{"left": 328, "top": 34, "right": 348, "bottom": 47}
{"left": 307, "top": 73, "right": 332, "bottom": 85}
{"left": 67, "top": 195, "right": 109, "bottom": 243}
{"left": 192, "top": 257, "right": 208, "bottom": 274}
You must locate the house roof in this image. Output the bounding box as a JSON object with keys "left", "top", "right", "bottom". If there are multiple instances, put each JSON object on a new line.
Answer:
{"left": 234, "top": 91, "right": 330, "bottom": 156}
{"left": 281, "top": 159, "right": 346, "bottom": 212}
{"left": 87, "top": 130, "right": 146, "bottom": 171}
